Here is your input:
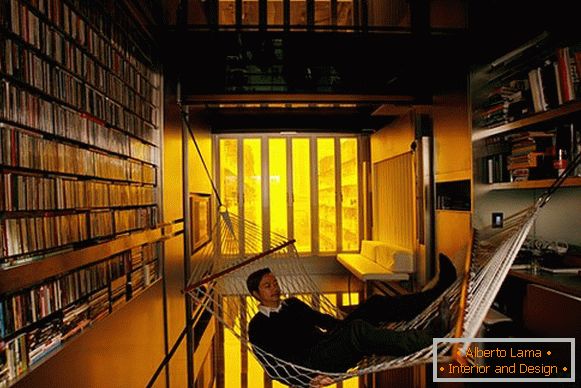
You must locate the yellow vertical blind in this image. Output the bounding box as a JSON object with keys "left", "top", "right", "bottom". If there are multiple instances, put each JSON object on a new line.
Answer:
{"left": 243, "top": 139, "right": 262, "bottom": 253}
{"left": 317, "top": 138, "right": 336, "bottom": 252}
{"left": 340, "top": 138, "right": 359, "bottom": 251}
{"left": 372, "top": 152, "right": 415, "bottom": 249}
{"left": 269, "top": 138, "right": 287, "bottom": 238}
{"left": 220, "top": 139, "right": 239, "bottom": 215}
{"left": 292, "top": 138, "right": 311, "bottom": 253}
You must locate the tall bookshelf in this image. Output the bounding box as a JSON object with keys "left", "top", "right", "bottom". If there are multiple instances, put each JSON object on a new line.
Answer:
{"left": 471, "top": 32, "right": 581, "bottom": 243}
{"left": 0, "top": 0, "right": 162, "bottom": 385}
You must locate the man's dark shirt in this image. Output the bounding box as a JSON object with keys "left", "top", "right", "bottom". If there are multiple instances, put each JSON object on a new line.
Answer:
{"left": 248, "top": 297, "right": 339, "bottom": 365}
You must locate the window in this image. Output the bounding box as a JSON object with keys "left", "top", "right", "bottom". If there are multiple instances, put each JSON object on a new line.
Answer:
{"left": 217, "top": 134, "right": 360, "bottom": 256}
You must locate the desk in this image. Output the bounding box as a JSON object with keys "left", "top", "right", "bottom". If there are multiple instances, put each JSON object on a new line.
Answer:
{"left": 494, "top": 269, "right": 581, "bottom": 333}
{"left": 497, "top": 269, "right": 581, "bottom": 338}
{"left": 508, "top": 269, "right": 581, "bottom": 297}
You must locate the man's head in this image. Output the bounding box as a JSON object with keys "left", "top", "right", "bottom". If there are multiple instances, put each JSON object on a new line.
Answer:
{"left": 247, "top": 268, "right": 281, "bottom": 307}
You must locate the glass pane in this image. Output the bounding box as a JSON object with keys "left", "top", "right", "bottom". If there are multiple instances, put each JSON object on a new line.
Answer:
{"left": 269, "top": 139, "right": 287, "bottom": 238}
{"left": 220, "top": 139, "right": 239, "bottom": 255}
{"left": 318, "top": 138, "right": 336, "bottom": 252}
{"left": 340, "top": 138, "right": 359, "bottom": 251}
{"left": 267, "top": 0, "right": 284, "bottom": 25}
{"left": 243, "top": 139, "right": 262, "bottom": 253}
{"left": 315, "top": 0, "right": 331, "bottom": 25}
{"left": 220, "top": 139, "right": 239, "bottom": 215}
{"left": 219, "top": 0, "right": 236, "bottom": 25}
{"left": 242, "top": 0, "right": 259, "bottom": 25}
{"left": 337, "top": 0, "right": 353, "bottom": 26}
{"left": 341, "top": 292, "right": 360, "bottom": 306}
{"left": 292, "top": 138, "right": 311, "bottom": 253}
{"left": 367, "top": 0, "right": 411, "bottom": 28}
{"left": 290, "top": 0, "right": 306, "bottom": 25}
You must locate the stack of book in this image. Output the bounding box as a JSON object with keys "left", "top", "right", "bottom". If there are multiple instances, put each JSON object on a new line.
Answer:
{"left": 60, "top": 302, "right": 90, "bottom": 341}
{"left": 506, "top": 131, "right": 554, "bottom": 181}
{"left": 88, "top": 288, "right": 109, "bottom": 322}
{"left": 27, "top": 320, "right": 62, "bottom": 366}
{"left": 475, "top": 81, "right": 530, "bottom": 128}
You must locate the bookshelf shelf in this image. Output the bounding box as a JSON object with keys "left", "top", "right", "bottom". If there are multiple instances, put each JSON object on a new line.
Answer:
{"left": 0, "top": 164, "right": 156, "bottom": 185}
{"left": 0, "top": 224, "right": 172, "bottom": 294}
{"left": 0, "top": 74, "right": 158, "bottom": 147}
{"left": 0, "top": 119, "right": 157, "bottom": 165}
{"left": 487, "top": 176, "right": 581, "bottom": 190}
{"left": 473, "top": 100, "right": 581, "bottom": 141}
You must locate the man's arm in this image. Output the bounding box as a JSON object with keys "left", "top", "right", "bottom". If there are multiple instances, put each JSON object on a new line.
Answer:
{"left": 286, "top": 298, "right": 339, "bottom": 330}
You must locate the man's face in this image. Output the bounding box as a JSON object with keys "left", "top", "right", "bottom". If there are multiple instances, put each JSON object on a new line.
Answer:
{"left": 254, "top": 272, "right": 281, "bottom": 307}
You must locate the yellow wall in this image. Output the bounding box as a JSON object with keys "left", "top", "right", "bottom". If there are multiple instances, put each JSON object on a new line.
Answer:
{"left": 187, "top": 106, "right": 214, "bottom": 195}
{"left": 432, "top": 91, "right": 472, "bottom": 269}
{"left": 370, "top": 112, "right": 415, "bottom": 164}
{"left": 163, "top": 91, "right": 184, "bottom": 222}
{"left": 162, "top": 97, "right": 214, "bottom": 386}
{"left": 433, "top": 92, "right": 471, "bottom": 181}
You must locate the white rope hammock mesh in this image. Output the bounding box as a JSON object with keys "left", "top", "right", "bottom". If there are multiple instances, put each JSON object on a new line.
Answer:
{"left": 183, "top": 197, "right": 546, "bottom": 387}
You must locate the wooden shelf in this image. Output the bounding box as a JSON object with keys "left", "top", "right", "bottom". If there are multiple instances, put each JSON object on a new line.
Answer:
{"left": 436, "top": 209, "right": 471, "bottom": 214}
{"left": 436, "top": 170, "right": 472, "bottom": 182}
{"left": 473, "top": 100, "right": 581, "bottom": 141}
{"left": 488, "top": 177, "right": 581, "bottom": 190}
{"left": 0, "top": 222, "right": 182, "bottom": 294}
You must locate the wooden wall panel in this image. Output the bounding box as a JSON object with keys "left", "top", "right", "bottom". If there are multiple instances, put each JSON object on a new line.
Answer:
{"left": 433, "top": 91, "right": 471, "bottom": 181}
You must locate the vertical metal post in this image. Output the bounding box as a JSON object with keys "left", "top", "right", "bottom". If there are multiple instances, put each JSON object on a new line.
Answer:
{"left": 160, "top": 75, "right": 170, "bottom": 388}
{"left": 360, "top": 0, "right": 368, "bottom": 31}
{"left": 283, "top": 0, "right": 290, "bottom": 28}
{"left": 236, "top": 0, "right": 243, "bottom": 27}
{"left": 262, "top": 136, "right": 271, "bottom": 252}
{"left": 181, "top": 102, "right": 195, "bottom": 388}
{"left": 311, "top": 136, "right": 319, "bottom": 255}
{"left": 259, "top": 0, "right": 267, "bottom": 29}
{"left": 306, "top": 0, "right": 315, "bottom": 29}
{"left": 286, "top": 137, "right": 294, "bottom": 247}
{"left": 335, "top": 137, "right": 342, "bottom": 253}
{"left": 331, "top": 0, "right": 338, "bottom": 26}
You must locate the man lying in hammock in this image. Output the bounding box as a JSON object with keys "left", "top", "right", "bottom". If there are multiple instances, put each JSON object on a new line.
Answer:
{"left": 246, "top": 254, "right": 456, "bottom": 383}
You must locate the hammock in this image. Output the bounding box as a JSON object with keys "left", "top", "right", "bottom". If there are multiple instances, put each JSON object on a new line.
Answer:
{"left": 185, "top": 208, "right": 458, "bottom": 387}
{"left": 182, "top": 151, "right": 581, "bottom": 388}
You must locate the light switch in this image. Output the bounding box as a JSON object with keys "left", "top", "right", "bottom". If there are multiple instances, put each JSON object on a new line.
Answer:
{"left": 492, "top": 212, "right": 504, "bottom": 228}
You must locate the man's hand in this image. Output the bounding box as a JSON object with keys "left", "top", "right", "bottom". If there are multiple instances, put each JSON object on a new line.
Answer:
{"left": 310, "top": 374, "right": 334, "bottom": 387}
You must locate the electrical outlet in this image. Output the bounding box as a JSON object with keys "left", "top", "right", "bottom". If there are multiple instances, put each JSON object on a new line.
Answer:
{"left": 492, "top": 212, "right": 504, "bottom": 228}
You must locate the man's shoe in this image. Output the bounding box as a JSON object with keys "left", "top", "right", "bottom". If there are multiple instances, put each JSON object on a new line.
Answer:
{"left": 431, "top": 297, "right": 452, "bottom": 337}
{"left": 434, "top": 254, "right": 457, "bottom": 294}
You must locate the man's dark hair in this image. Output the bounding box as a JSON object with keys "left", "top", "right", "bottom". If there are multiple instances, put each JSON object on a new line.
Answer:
{"left": 246, "top": 267, "right": 272, "bottom": 296}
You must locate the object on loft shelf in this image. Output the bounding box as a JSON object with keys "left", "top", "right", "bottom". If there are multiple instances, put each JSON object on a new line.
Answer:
{"left": 190, "top": 193, "right": 212, "bottom": 252}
